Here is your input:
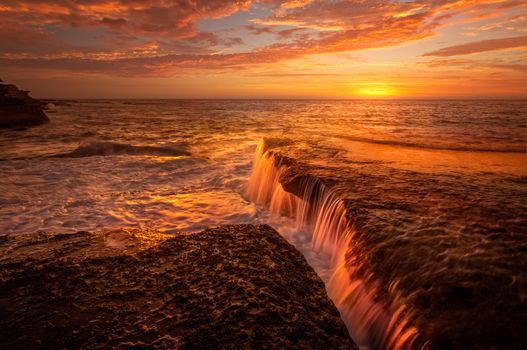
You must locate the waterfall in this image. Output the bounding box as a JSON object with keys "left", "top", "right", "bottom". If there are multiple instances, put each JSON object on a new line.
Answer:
{"left": 247, "top": 139, "right": 427, "bottom": 350}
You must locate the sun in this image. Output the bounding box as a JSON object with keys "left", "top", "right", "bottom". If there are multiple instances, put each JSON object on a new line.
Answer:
{"left": 355, "top": 84, "right": 399, "bottom": 97}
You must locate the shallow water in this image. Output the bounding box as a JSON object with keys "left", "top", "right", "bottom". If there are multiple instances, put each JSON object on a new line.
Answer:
{"left": 1, "top": 99, "right": 526, "bottom": 349}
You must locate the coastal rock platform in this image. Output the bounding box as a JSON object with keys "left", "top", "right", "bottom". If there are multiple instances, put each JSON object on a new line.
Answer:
{"left": 256, "top": 139, "right": 527, "bottom": 349}
{"left": 0, "top": 224, "right": 356, "bottom": 349}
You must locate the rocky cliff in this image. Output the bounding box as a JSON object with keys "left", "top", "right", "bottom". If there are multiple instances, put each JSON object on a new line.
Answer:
{"left": 0, "top": 79, "right": 49, "bottom": 128}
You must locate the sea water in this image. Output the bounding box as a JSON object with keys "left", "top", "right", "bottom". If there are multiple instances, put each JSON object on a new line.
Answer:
{"left": 1, "top": 99, "right": 525, "bottom": 349}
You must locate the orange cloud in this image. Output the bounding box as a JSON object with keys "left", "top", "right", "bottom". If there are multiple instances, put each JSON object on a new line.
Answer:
{"left": 0, "top": 1, "right": 251, "bottom": 55}
{"left": 0, "top": 0, "right": 524, "bottom": 79}
{"left": 422, "top": 35, "right": 527, "bottom": 56}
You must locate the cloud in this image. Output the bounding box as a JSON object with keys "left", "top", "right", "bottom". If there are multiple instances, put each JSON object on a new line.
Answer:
{"left": 420, "top": 58, "right": 475, "bottom": 68}
{"left": 243, "top": 24, "right": 274, "bottom": 35}
{"left": 0, "top": 1, "right": 251, "bottom": 54}
{"left": 422, "top": 35, "right": 527, "bottom": 56}
{"left": 247, "top": 72, "right": 340, "bottom": 77}
{"left": 0, "top": 48, "right": 302, "bottom": 77}
{"left": 489, "top": 63, "right": 527, "bottom": 72}
{"left": 276, "top": 27, "right": 308, "bottom": 39}
{"left": 420, "top": 57, "right": 527, "bottom": 74}
{"left": 0, "top": 0, "right": 523, "bottom": 76}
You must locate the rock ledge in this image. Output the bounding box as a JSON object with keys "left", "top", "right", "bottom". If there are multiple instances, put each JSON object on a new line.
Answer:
{"left": 0, "top": 224, "right": 357, "bottom": 349}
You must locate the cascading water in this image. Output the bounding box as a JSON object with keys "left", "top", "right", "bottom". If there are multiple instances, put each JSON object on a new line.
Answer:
{"left": 247, "top": 139, "right": 427, "bottom": 350}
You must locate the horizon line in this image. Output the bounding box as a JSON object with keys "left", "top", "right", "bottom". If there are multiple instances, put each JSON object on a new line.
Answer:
{"left": 40, "top": 96, "right": 527, "bottom": 101}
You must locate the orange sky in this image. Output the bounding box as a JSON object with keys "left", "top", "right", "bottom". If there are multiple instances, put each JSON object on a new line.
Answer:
{"left": 1, "top": 0, "right": 526, "bottom": 98}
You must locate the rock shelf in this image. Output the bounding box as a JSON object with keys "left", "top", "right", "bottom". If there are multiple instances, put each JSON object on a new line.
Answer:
{"left": 0, "top": 224, "right": 356, "bottom": 349}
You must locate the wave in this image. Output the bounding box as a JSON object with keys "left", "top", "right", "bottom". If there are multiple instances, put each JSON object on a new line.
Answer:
{"left": 337, "top": 135, "right": 525, "bottom": 153}
{"left": 52, "top": 141, "right": 191, "bottom": 158}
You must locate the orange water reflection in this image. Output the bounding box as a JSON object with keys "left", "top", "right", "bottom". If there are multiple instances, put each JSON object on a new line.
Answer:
{"left": 325, "top": 137, "right": 526, "bottom": 176}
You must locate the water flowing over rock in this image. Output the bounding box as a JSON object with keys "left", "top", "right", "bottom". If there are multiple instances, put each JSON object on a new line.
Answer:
{"left": 0, "top": 225, "right": 357, "bottom": 349}
{"left": 247, "top": 138, "right": 527, "bottom": 350}
{"left": 0, "top": 79, "right": 49, "bottom": 128}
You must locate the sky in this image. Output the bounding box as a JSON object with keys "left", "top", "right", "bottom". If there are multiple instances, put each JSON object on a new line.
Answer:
{"left": 1, "top": 0, "right": 526, "bottom": 98}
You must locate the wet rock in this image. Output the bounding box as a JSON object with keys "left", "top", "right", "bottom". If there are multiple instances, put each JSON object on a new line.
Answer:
{"left": 260, "top": 139, "right": 527, "bottom": 350}
{"left": 0, "top": 225, "right": 357, "bottom": 349}
{"left": 0, "top": 79, "right": 49, "bottom": 128}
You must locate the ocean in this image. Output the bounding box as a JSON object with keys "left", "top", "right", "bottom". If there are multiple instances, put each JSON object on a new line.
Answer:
{"left": 1, "top": 99, "right": 526, "bottom": 349}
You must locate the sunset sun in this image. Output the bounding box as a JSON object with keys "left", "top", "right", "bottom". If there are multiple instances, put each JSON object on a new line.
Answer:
{"left": 355, "top": 84, "right": 399, "bottom": 97}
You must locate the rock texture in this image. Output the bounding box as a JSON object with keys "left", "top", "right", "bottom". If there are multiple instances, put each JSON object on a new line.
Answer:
{"left": 0, "top": 225, "right": 356, "bottom": 349}
{"left": 0, "top": 79, "right": 49, "bottom": 128}
{"left": 261, "top": 141, "right": 527, "bottom": 350}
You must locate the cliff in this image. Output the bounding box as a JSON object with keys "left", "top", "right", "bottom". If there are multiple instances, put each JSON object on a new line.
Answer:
{"left": 0, "top": 79, "right": 49, "bottom": 128}
{"left": 0, "top": 224, "right": 357, "bottom": 349}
